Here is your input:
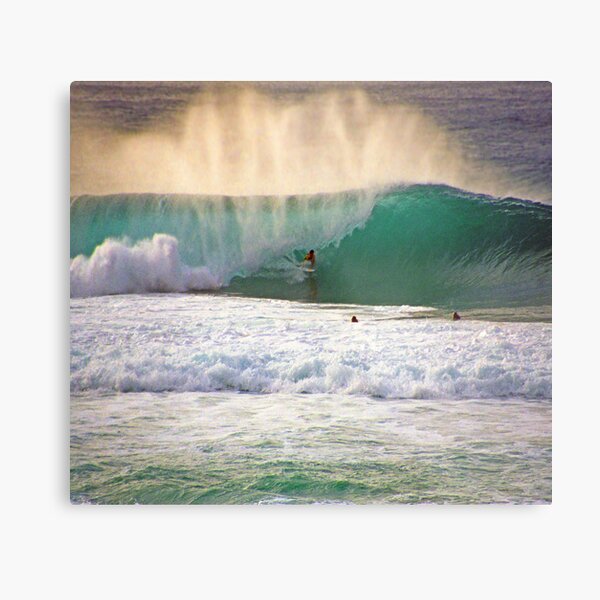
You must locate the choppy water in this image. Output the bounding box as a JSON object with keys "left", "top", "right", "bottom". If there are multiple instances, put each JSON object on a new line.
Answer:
{"left": 71, "top": 390, "right": 551, "bottom": 505}
{"left": 71, "top": 392, "right": 551, "bottom": 504}
{"left": 70, "top": 294, "right": 551, "bottom": 504}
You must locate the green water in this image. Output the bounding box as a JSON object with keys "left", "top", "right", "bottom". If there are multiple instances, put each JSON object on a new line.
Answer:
{"left": 71, "top": 392, "right": 552, "bottom": 505}
{"left": 70, "top": 184, "right": 551, "bottom": 309}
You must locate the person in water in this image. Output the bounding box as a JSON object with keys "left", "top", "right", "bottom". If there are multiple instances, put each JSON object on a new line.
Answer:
{"left": 452, "top": 312, "right": 461, "bottom": 321}
{"left": 304, "top": 249, "right": 316, "bottom": 267}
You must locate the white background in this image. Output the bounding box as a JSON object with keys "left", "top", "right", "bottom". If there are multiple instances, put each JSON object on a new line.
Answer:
{"left": 3, "top": 1, "right": 599, "bottom": 598}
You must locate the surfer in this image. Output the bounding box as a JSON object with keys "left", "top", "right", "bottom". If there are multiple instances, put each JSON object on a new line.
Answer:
{"left": 452, "top": 312, "right": 461, "bottom": 321}
{"left": 304, "top": 249, "right": 316, "bottom": 268}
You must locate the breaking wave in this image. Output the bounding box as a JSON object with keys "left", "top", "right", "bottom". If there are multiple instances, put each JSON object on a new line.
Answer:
{"left": 70, "top": 184, "right": 551, "bottom": 308}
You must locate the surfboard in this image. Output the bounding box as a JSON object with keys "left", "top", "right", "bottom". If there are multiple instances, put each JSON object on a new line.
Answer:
{"left": 300, "top": 262, "right": 316, "bottom": 273}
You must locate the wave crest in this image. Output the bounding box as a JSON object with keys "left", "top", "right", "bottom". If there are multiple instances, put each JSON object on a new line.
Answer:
{"left": 70, "top": 234, "right": 220, "bottom": 297}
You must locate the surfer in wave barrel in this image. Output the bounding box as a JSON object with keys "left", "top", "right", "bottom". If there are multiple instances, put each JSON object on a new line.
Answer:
{"left": 304, "top": 249, "right": 316, "bottom": 268}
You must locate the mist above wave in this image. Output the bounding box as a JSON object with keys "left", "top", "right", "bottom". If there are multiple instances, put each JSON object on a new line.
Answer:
{"left": 71, "top": 87, "right": 525, "bottom": 199}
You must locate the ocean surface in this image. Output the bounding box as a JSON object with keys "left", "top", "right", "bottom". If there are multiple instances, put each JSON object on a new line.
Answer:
{"left": 70, "top": 82, "right": 552, "bottom": 504}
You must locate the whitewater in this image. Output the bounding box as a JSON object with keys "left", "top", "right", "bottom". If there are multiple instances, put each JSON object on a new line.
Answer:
{"left": 70, "top": 82, "right": 551, "bottom": 504}
{"left": 71, "top": 294, "right": 551, "bottom": 398}
{"left": 71, "top": 293, "right": 551, "bottom": 504}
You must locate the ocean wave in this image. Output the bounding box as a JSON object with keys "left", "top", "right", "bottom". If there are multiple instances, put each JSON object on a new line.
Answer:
{"left": 70, "top": 295, "right": 552, "bottom": 399}
{"left": 70, "top": 184, "right": 551, "bottom": 307}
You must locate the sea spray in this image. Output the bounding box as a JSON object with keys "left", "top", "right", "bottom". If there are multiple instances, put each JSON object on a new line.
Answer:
{"left": 70, "top": 234, "right": 221, "bottom": 297}
{"left": 72, "top": 87, "right": 520, "bottom": 199}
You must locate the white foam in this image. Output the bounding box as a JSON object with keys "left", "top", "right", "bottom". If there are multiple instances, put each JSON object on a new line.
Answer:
{"left": 70, "top": 234, "right": 221, "bottom": 297}
{"left": 70, "top": 294, "right": 552, "bottom": 400}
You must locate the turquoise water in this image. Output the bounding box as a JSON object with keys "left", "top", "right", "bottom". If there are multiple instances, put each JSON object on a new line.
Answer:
{"left": 71, "top": 185, "right": 551, "bottom": 308}
{"left": 70, "top": 294, "right": 551, "bottom": 504}
{"left": 71, "top": 391, "right": 551, "bottom": 505}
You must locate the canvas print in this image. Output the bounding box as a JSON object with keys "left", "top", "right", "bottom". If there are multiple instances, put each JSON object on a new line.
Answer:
{"left": 70, "top": 82, "right": 551, "bottom": 504}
